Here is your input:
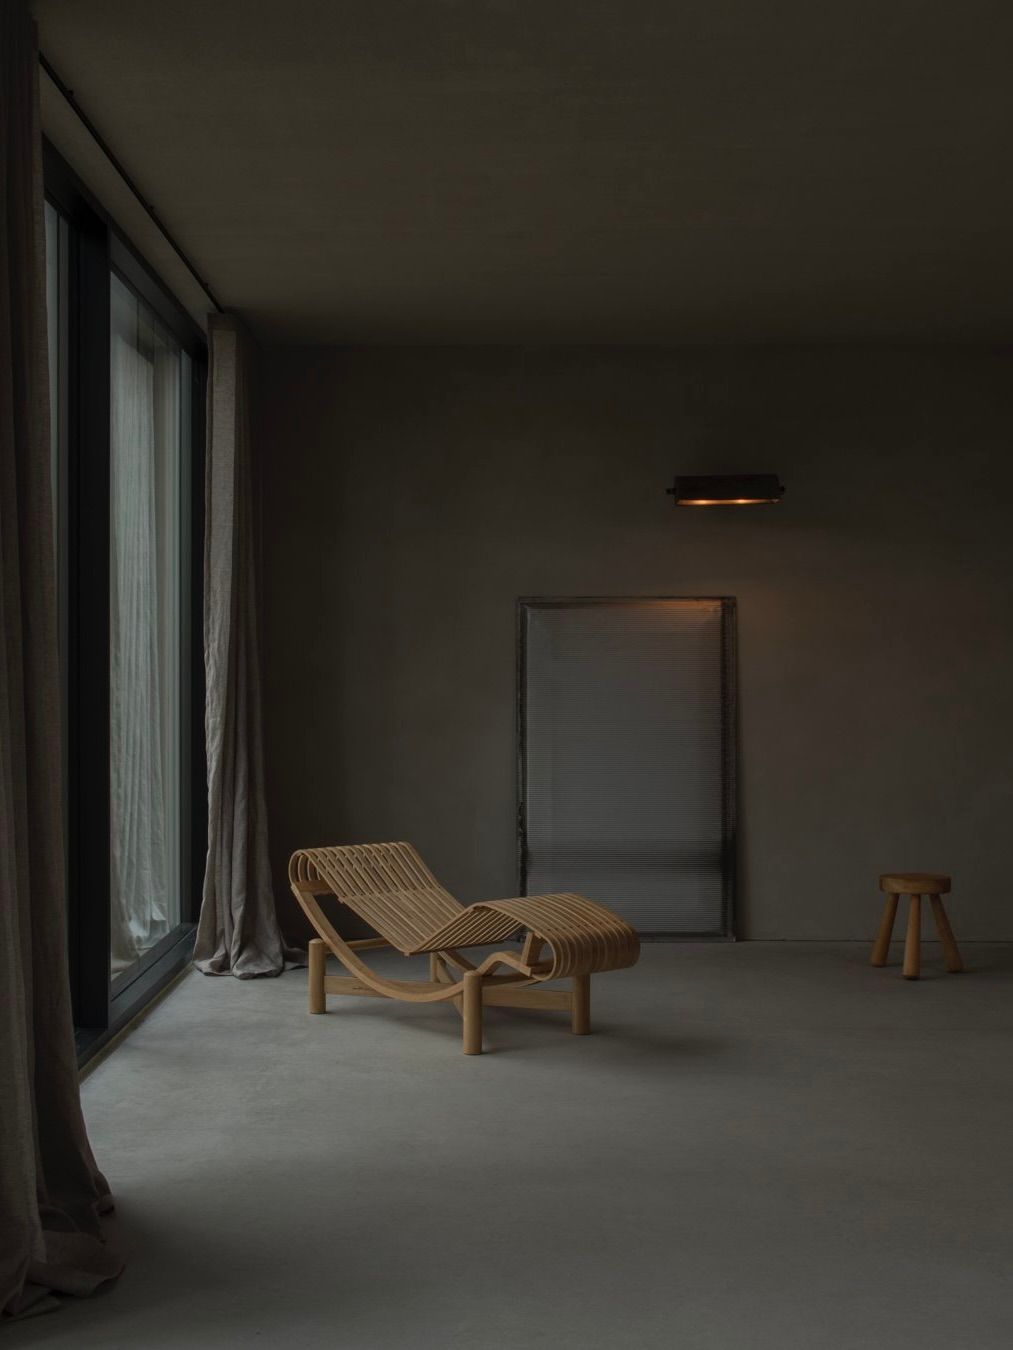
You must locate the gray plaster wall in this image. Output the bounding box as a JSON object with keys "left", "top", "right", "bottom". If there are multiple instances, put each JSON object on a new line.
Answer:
{"left": 259, "top": 346, "right": 1013, "bottom": 941}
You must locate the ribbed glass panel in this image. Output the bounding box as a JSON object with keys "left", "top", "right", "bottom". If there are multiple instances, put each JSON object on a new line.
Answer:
{"left": 521, "top": 600, "right": 731, "bottom": 936}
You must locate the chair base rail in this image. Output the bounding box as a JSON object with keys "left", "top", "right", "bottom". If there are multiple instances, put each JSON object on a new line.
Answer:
{"left": 308, "top": 938, "right": 592, "bottom": 1054}
{"left": 323, "top": 971, "right": 573, "bottom": 1011}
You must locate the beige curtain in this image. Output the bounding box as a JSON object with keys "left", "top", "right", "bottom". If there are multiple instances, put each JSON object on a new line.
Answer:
{"left": 194, "top": 316, "right": 301, "bottom": 976}
{"left": 0, "top": 2, "right": 122, "bottom": 1318}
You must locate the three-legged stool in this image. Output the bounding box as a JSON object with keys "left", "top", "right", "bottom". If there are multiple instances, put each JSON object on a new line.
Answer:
{"left": 870, "top": 873, "right": 963, "bottom": 980}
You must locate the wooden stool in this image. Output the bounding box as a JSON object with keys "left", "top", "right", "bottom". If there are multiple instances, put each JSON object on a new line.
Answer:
{"left": 870, "top": 873, "right": 963, "bottom": 980}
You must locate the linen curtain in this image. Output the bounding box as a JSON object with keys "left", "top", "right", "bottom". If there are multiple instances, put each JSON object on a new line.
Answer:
{"left": 194, "top": 316, "right": 300, "bottom": 976}
{"left": 0, "top": 2, "right": 122, "bottom": 1317}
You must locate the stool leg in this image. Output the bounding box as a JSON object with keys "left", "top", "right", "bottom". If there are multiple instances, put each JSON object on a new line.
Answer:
{"left": 903, "top": 895, "right": 921, "bottom": 980}
{"left": 463, "top": 971, "right": 483, "bottom": 1055}
{"left": 308, "top": 938, "right": 327, "bottom": 1013}
{"left": 871, "top": 894, "right": 899, "bottom": 966}
{"left": 930, "top": 895, "right": 964, "bottom": 973}
{"left": 571, "top": 974, "right": 591, "bottom": 1035}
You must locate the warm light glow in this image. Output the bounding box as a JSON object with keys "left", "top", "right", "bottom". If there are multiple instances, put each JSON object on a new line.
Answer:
{"left": 668, "top": 473, "right": 785, "bottom": 508}
{"left": 677, "top": 497, "right": 780, "bottom": 506}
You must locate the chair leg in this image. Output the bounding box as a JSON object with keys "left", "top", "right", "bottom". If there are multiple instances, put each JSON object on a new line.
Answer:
{"left": 463, "top": 971, "right": 483, "bottom": 1055}
{"left": 903, "top": 895, "right": 921, "bottom": 980}
{"left": 308, "top": 938, "right": 327, "bottom": 1013}
{"left": 930, "top": 895, "right": 964, "bottom": 973}
{"left": 870, "top": 894, "right": 899, "bottom": 967}
{"left": 571, "top": 974, "right": 591, "bottom": 1034}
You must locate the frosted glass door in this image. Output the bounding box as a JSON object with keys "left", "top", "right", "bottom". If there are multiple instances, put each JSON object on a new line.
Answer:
{"left": 520, "top": 599, "right": 735, "bottom": 937}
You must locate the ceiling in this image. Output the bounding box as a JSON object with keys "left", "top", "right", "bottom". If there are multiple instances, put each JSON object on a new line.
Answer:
{"left": 34, "top": 0, "right": 1013, "bottom": 344}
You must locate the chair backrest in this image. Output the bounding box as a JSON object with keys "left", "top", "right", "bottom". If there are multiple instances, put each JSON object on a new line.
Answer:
{"left": 289, "top": 841, "right": 464, "bottom": 954}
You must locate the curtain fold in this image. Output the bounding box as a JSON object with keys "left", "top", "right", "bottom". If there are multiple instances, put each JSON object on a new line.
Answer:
{"left": 0, "top": 2, "right": 122, "bottom": 1318}
{"left": 194, "top": 316, "right": 301, "bottom": 976}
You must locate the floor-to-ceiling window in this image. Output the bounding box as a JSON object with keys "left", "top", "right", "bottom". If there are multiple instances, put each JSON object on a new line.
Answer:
{"left": 44, "top": 145, "right": 206, "bottom": 1061}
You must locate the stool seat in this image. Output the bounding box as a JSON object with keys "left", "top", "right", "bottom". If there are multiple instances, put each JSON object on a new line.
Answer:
{"left": 879, "top": 872, "right": 951, "bottom": 895}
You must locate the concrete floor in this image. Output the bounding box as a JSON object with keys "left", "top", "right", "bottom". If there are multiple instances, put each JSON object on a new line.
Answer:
{"left": 10, "top": 942, "right": 1013, "bottom": 1349}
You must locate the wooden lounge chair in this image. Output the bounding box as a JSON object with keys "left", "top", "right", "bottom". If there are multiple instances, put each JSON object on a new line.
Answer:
{"left": 289, "top": 841, "right": 640, "bottom": 1054}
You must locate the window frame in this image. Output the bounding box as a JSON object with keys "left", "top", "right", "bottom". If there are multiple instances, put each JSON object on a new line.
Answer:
{"left": 43, "top": 142, "right": 208, "bottom": 1063}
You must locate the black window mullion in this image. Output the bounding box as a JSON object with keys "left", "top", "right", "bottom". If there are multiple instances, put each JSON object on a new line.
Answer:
{"left": 188, "top": 356, "right": 208, "bottom": 925}
{"left": 70, "top": 207, "right": 112, "bottom": 1034}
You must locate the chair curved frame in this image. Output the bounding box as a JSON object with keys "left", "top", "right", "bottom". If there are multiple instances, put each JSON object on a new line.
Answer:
{"left": 289, "top": 842, "right": 639, "bottom": 1054}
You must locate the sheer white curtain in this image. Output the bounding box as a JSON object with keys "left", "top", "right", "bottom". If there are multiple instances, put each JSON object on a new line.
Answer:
{"left": 108, "top": 276, "right": 181, "bottom": 974}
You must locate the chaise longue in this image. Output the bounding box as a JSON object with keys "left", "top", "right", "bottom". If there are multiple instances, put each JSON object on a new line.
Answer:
{"left": 289, "top": 841, "right": 640, "bottom": 1054}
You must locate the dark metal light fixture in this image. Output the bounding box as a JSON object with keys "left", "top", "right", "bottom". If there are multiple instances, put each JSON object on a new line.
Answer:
{"left": 667, "top": 474, "right": 785, "bottom": 507}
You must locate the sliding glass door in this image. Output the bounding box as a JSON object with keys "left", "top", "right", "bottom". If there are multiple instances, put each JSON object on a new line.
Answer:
{"left": 43, "top": 143, "right": 206, "bottom": 1060}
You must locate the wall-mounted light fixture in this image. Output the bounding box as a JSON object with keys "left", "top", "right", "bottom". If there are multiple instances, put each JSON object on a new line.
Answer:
{"left": 666, "top": 474, "right": 785, "bottom": 507}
